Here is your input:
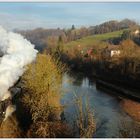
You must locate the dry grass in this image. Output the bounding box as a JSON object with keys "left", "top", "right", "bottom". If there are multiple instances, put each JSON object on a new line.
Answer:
{"left": 0, "top": 113, "right": 22, "bottom": 138}
{"left": 27, "top": 121, "right": 72, "bottom": 138}
{"left": 119, "top": 120, "right": 140, "bottom": 138}
{"left": 121, "top": 99, "right": 140, "bottom": 122}
{"left": 74, "top": 95, "right": 96, "bottom": 138}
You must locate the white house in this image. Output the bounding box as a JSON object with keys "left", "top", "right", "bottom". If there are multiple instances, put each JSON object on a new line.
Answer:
{"left": 102, "top": 45, "right": 121, "bottom": 58}
{"left": 134, "top": 29, "right": 140, "bottom": 35}
{"left": 110, "top": 50, "right": 121, "bottom": 57}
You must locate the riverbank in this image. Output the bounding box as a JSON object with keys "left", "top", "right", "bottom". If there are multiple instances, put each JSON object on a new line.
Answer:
{"left": 96, "top": 79, "right": 140, "bottom": 101}
{"left": 95, "top": 79, "right": 140, "bottom": 122}
{"left": 121, "top": 99, "right": 140, "bottom": 122}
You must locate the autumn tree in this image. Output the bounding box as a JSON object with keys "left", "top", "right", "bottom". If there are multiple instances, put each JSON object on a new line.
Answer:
{"left": 54, "top": 36, "right": 64, "bottom": 58}
{"left": 121, "top": 30, "right": 131, "bottom": 40}
{"left": 21, "top": 54, "right": 64, "bottom": 123}
{"left": 19, "top": 53, "right": 73, "bottom": 138}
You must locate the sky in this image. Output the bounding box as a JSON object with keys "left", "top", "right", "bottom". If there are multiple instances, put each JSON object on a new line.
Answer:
{"left": 0, "top": 2, "right": 140, "bottom": 30}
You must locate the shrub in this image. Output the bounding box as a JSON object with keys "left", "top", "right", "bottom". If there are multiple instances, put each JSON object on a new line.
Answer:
{"left": 73, "top": 95, "right": 96, "bottom": 138}
{"left": 0, "top": 113, "right": 22, "bottom": 138}
{"left": 27, "top": 121, "right": 72, "bottom": 138}
{"left": 21, "top": 54, "right": 64, "bottom": 122}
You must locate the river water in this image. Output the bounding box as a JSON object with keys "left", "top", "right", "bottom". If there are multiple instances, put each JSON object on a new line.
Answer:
{"left": 61, "top": 73, "right": 138, "bottom": 138}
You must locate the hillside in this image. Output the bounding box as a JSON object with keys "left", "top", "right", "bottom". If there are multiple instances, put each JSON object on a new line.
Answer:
{"left": 89, "top": 19, "right": 137, "bottom": 34}
{"left": 64, "top": 29, "right": 125, "bottom": 52}
{"left": 17, "top": 28, "right": 67, "bottom": 52}
{"left": 16, "top": 19, "right": 137, "bottom": 52}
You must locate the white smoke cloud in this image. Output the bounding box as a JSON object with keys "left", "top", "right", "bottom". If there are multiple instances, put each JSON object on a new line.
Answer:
{"left": 0, "top": 26, "right": 38, "bottom": 100}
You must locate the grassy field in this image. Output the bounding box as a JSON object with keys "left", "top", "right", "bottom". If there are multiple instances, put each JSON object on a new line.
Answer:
{"left": 64, "top": 29, "right": 125, "bottom": 52}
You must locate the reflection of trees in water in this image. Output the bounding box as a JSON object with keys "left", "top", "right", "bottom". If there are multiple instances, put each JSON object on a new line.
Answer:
{"left": 94, "top": 117, "right": 109, "bottom": 138}
{"left": 68, "top": 72, "right": 84, "bottom": 86}
{"left": 68, "top": 71, "right": 95, "bottom": 87}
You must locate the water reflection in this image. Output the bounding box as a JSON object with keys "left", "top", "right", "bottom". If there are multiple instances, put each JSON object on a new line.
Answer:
{"left": 61, "top": 73, "right": 138, "bottom": 138}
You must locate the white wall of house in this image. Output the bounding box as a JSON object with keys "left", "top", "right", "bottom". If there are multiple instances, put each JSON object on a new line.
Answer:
{"left": 134, "top": 30, "right": 139, "bottom": 35}
{"left": 111, "top": 50, "right": 120, "bottom": 57}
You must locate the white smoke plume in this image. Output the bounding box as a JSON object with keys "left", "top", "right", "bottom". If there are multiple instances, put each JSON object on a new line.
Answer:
{"left": 0, "top": 26, "right": 38, "bottom": 101}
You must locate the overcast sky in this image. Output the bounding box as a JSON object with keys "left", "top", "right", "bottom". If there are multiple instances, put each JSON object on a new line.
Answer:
{"left": 0, "top": 2, "right": 140, "bottom": 30}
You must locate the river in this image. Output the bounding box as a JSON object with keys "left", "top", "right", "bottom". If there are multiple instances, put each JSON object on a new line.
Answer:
{"left": 61, "top": 73, "right": 139, "bottom": 138}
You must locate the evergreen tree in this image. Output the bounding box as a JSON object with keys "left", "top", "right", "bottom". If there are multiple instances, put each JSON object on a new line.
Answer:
{"left": 71, "top": 25, "right": 75, "bottom": 30}
{"left": 55, "top": 36, "right": 64, "bottom": 58}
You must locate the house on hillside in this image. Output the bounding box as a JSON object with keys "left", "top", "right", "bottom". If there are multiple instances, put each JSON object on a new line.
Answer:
{"left": 101, "top": 45, "right": 121, "bottom": 59}
{"left": 134, "top": 29, "right": 140, "bottom": 35}
{"left": 131, "top": 27, "right": 140, "bottom": 36}
{"left": 86, "top": 48, "right": 97, "bottom": 59}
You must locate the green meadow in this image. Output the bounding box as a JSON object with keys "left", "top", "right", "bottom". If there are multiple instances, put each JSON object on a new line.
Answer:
{"left": 64, "top": 29, "right": 125, "bottom": 51}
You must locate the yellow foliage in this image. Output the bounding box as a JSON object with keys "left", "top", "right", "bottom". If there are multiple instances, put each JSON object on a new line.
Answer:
{"left": 27, "top": 121, "right": 72, "bottom": 138}
{"left": 120, "top": 39, "right": 140, "bottom": 59}
{"left": 0, "top": 113, "right": 22, "bottom": 138}
{"left": 21, "top": 54, "right": 64, "bottom": 122}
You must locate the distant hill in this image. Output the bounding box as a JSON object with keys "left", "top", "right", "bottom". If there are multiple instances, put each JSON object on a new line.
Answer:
{"left": 89, "top": 19, "right": 138, "bottom": 35}
{"left": 17, "top": 28, "right": 67, "bottom": 52}
{"left": 16, "top": 19, "right": 138, "bottom": 52}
